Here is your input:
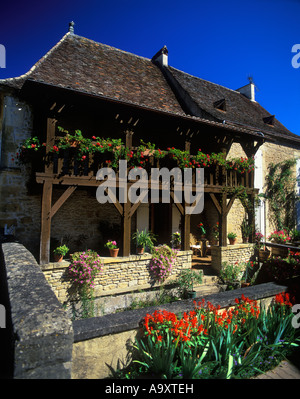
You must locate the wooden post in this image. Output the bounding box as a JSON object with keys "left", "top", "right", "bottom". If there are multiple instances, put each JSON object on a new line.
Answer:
{"left": 40, "top": 180, "right": 53, "bottom": 264}
{"left": 219, "top": 192, "right": 227, "bottom": 247}
{"left": 182, "top": 203, "right": 191, "bottom": 251}
{"left": 122, "top": 200, "right": 131, "bottom": 256}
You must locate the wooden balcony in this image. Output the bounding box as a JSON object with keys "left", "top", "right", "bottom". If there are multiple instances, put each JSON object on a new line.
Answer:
{"left": 36, "top": 146, "right": 254, "bottom": 192}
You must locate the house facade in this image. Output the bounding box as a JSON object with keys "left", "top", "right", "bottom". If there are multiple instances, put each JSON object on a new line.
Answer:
{"left": 1, "top": 24, "right": 300, "bottom": 265}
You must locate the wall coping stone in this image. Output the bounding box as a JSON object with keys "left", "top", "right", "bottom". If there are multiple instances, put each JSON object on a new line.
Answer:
{"left": 72, "top": 281, "right": 287, "bottom": 343}
{"left": 41, "top": 250, "right": 192, "bottom": 271}
{"left": 1, "top": 242, "right": 74, "bottom": 378}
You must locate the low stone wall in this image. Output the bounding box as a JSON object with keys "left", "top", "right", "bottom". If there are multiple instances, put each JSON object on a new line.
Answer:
{"left": 211, "top": 243, "right": 255, "bottom": 274}
{"left": 0, "top": 242, "right": 73, "bottom": 379}
{"left": 72, "top": 281, "right": 288, "bottom": 379}
{"left": 41, "top": 250, "right": 192, "bottom": 315}
{"left": 0, "top": 242, "right": 291, "bottom": 379}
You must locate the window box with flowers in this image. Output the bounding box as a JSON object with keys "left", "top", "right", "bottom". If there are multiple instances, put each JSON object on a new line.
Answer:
{"left": 268, "top": 230, "right": 291, "bottom": 258}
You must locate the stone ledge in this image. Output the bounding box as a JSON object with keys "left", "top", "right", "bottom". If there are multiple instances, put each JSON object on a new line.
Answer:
{"left": 1, "top": 242, "right": 74, "bottom": 379}
{"left": 41, "top": 250, "right": 192, "bottom": 270}
{"left": 72, "top": 281, "right": 287, "bottom": 343}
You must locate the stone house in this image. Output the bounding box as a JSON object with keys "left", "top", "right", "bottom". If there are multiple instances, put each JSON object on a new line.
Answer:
{"left": 1, "top": 23, "right": 300, "bottom": 265}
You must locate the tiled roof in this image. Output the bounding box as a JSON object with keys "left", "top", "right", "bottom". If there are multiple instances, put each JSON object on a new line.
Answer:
{"left": 0, "top": 31, "right": 298, "bottom": 143}
{"left": 0, "top": 33, "right": 184, "bottom": 115}
{"left": 167, "top": 66, "right": 299, "bottom": 141}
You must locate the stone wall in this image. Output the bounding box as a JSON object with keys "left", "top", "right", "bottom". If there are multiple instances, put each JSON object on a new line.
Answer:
{"left": 211, "top": 243, "right": 255, "bottom": 274}
{"left": 42, "top": 250, "right": 192, "bottom": 316}
{"left": 0, "top": 242, "right": 73, "bottom": 378}
{"left": 71, "top": 281, "right": 288, "bottom": 379}
{"left": 0, "top": 241, "right": 290, "bottom": 379}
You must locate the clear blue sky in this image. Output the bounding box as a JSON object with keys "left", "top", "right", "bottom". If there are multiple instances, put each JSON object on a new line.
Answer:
{"left": 1, "top": 0, "right": 299, "bottom": 135}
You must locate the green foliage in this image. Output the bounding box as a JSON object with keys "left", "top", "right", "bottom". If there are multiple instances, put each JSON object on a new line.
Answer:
{"left": 53, "top": 244, "right": 69, "bottom": 256}
{"left": 175, "top": 269, "right": 203, "bottom": 297}
{"left": 132, "top": 229, "right": 156, "bottom": 251}
{"left": 261, "top": 159, "right": 298, "bottom": 231}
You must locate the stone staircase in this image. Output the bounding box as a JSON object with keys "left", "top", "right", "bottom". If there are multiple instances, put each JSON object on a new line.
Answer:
{"left": 191, "top": 255, "right": 223, "bottom": 296}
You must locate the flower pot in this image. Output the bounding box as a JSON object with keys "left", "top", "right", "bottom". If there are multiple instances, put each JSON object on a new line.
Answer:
{"left": 54, "top": 254, "right": 63, "bottom": 262}
{"left": 185, "top": 290, "right": 197, "bottom": 299}
{"left": 229, "top": 238, "right": 236, "bottom": 245}
{"left": 109, "top": 248, "right": 119, "bottom": 257}
{"left": 136, "top": 246, "right": 144, "bottom": 255}
{"left": 258, "top": 249, "right": 270, "bottom": 262}
{"left": 241, "top": 282, "right": 251, "bottom": 288}
{"left": 242, "top": 237, "right": 249, "bottom": 243}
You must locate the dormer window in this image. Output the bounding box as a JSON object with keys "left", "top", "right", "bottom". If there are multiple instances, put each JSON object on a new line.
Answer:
{"left": 263, "top": 115, "right": 275, "bottom": 126}
{"left": 213, "top": 98, "right": 226, "bottom": 112}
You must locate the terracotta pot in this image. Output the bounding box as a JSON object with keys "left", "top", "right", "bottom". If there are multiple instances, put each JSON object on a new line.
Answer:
{"left": 241, "top": 282, "right": 251, "bottom": 288}
{"left": 229, "top": 238, "right": 236, "bottom": 245}
{"left": 136, "top": 246, "right": 144, "bottom": 254}
{"left": 109, "top": 248, "right": 119, "bottom": 257}
{"left": 242, "top": 237, "right": 249, "bottom": 243}
{"left": 54, "top": 254, "right": 63, "bottom": 262}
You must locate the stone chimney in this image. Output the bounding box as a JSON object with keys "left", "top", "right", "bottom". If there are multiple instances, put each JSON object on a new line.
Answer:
{"left": 236, "top": 81, "right": 256, "bottom": 102}
{"left": 69, "top": 21, "right": 75, "bottom": 34}
{"left": 152, "top": 46, "right": 168, "bottom": 67}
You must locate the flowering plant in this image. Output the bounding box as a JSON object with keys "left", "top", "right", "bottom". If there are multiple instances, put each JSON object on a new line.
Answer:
{"left": 105, "top": 240, "right": 118, "bottom": 249}
{"left": 149, "top": 245, "right": 177, "bottom": 282}
{"left": 68, "top": 250, "right": 103, "bottom": 288}
{"left": 197, "top": 223, "right": 206, "bottom": 235}
{"left": 268, "top": 229, "right": 291, "bottom": 244}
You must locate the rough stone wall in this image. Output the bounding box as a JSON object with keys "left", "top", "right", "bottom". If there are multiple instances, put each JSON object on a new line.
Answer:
{"left": 226, "top": 142, "right": 248, "bottom": 243}
{"left": 211, "top": 243, "right": 255, "bottom": 273}
{"left": 261, "top": 141, "right": 300, "bottom": 235}
{"left": 42, "top": 251, "right": 192, "bottom": 315}
{"left": 1, "top": 242, "right": 73, "bottom": 378}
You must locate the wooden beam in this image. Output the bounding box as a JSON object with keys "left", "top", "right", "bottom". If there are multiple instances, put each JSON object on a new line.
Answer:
{"left": 50, "top": 185, "right": 77, "bottom": 218}
{"left": 209, "top": 193, "right": 221, "bottom": 214}
{"left": 225, "top": 194, "right": 237, "bottom": 216}
{"left": 170, "top": 191, "right": 184, "bottom": 215}
{"left": 40, "top": 180, "right": 53, "bottom": 264}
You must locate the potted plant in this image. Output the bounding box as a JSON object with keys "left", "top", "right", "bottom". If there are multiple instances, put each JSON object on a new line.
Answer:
{"left": 197, "top": 223, "right": 206, "bottom": 238}
{"left": 170, "top": 231, "right": 181, "bottom": 249}
{"left": 255, "top": 232, "right": 270, "bottom": 261}
{"left": 53, "top": 244, "right": 69, "bottom": 262}
{"left": 241, "top": 218, "right": 252, "bottom": 243}
{"left": 227, "top": 232, "right": 237, "bottom": 245}
{"left": 176, "top": 269, "right": 203, "bottom": 299}
{"left": 219, "top": 261, "right": 243, "bottom": 290}
{"left": 105, "top": 240, "right": 119, "bottom": 257}
{"left": 240, "top": 260, "right": 256, "bottom": 287}
{"left": 132, "top": 229, "right": 156, "bottom": 254}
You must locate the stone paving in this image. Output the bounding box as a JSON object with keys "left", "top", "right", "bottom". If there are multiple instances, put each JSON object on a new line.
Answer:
{"left": 255, "top": 360, "right": 300, "bottom": 379}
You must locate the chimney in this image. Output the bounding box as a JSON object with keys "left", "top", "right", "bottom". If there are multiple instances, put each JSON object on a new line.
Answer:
{"left": 69, "top": 21, "right": 75, "bottom": 34}
{"left": 236, "top": 82, "right": 255, "bottom": 102}
{"left": 152, "top": 46, "right": 168, "bottom": 67}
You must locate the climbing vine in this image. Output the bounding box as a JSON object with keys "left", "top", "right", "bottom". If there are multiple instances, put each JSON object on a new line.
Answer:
{"left": 260, "top": 159, "right": 298, "bottom": 231}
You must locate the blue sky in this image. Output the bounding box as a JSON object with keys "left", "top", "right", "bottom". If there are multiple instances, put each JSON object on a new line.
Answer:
{"left": 0, "top": 0, "right": 300, "bottom": 135}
